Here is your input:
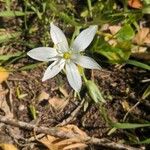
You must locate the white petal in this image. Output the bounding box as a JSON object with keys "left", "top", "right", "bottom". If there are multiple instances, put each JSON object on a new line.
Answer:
{"left": 42, "top": 59, "right": 65, "bottom": 81}
{"left": 71, "top": 25, "right": 98, "bottom": 51}
{"left": 75, "top": 55, "right": 101, "bottom": 69}
{"left": 65, "top": 62, "right": 82, "bottom": 92}
{"left": 27, "top": 47, "right": 58, "bottom": 62}
{"left": 50, "top": 23, "right": 69, "bottom": 52}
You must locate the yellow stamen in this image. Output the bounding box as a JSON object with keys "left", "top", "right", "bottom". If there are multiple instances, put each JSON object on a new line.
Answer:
{"left": 63, "top": 52, "right": 71, "bottom": 59}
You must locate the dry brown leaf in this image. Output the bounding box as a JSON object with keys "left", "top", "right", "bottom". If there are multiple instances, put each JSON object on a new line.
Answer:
{"left": 55, "top": 138, "right": 83, "bottom": 146}
{"left": 58, "top": 124, "right": 87, "bottom": 138}
{"left": 49, "top": 97, "right": 68, "bottom": 111}
{"left": 133, "top": 28, "right": 150, "bottom": 45}
{"left": 109, "top": 25, "right": 121, "bottom": 35}
{"left": 0, "top": 85, "right": 13, "bottom": 119}
{"left": 59, "top": 87, "right": 69, "bottom": 98}
{"left": 0, "top": 67, "right": 9, "bottom": 83}
{"left": 38, "top": 91, "right": 49, "bottom": 101}
{"left": 128, "top": 0, "right": 143, "bottom": 9}
{"left": 131, "top": 46, "right": 147, "bottom": 53}
{"left": 132, "top": 28, "right": 150, "bottom": 60}
{"left": 40, "top": 135, "right": 87, "bottom": 150}
{"left": 131, "top": 45, "right": 150, "bottom": 60}
{"left": 132, "top": 52, "right": 150, "bottom": 60}
{"left": 100, "top": 24, "right": 109, "bottom": 31}
{"left": 108, "top": 39, "right": 117, "bottom": 46}
{"left": 121, "top": 101, "right": 130, "bottom": 112}
{"left": 144, "top": 33, "right": 150, "bottom": 44}
{"left": 39, "top": 125, "right": 88, "bottom": 150}
{"left": 46, "top": 135, "right": 58, "bottom": 143}
{"left": 40, "top": 136, "right": 59, "bottom": 150}
{"left": 0, "top": 143, "right": 18, "bottom": 150}
{"left": 63, "top": 143, "right": 87, "bottom": 150}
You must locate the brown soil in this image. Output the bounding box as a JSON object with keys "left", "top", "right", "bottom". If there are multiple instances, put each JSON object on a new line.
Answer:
{"left": 1, "top": 62, "right": 149, "bottom": 149}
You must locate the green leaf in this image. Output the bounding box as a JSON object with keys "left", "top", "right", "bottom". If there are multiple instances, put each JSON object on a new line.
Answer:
{"left": 16, "top": 87, "right": 28, "bottom": 99}
{"left": 59, "top": 12, "right": 79, "bottom": 26}
{"left": 116, "top": 24, "right": 135, "bottom": 41}
{"left": 112, "top": 122, "right": 150, "bottom": 129}
{"left": 48, "top": 2, "right": 79, "bottom": 26}
{"left": 142, "top": 5, "right": 150, "bottom": 14}
{"left": 127, "top": 60, "right": 150, "bottom": 70}
{"left": 92, "top": 38, "right": 131, "bottom": 63}
{"left": 0, "top": 52, "right": 22, "bottom": 61}
{"left": 100, "top": 47, "right": 124, "bottom": 62}
{"left": 107, "top": 127, "right": 117, "bottom": 135}
{"left": 138, "top": 138, "right": 150, "bottom": 144}
{"left": 142, "top": 85, "right": 150, "bottom": 99}
{"left": 29, "top": 105, "right": 37, "bottom": 120}
{"left": 0, "top": 11, "right": 33, "bottom": 17}
{"left": 19, "top": 62, "right": 46, "bottom": 71}
{"left": 5, "top": 0, "right": 12, "bottom": 11}
{"left": 143, "top": 0, "right": 150, "bottom": 5}
{"left": 0, "top": 32, "right": 21, "bottom": 43}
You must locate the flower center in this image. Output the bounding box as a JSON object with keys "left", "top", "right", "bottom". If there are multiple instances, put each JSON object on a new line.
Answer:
{"left": 63, "top": 52, "right": 71, "bottom": 59}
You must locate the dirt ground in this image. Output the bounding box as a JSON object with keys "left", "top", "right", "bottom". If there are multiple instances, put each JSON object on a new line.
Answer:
{"left": 0, "top": 0, "right": 150, "bottom": 150}
{"left": 0, "top": 62, "right": 149, "bottom": 149}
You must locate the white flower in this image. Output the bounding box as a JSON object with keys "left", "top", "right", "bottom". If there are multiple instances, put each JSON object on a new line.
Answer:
{"left": 27, "top": 23, "right": 101, "bottom": 92}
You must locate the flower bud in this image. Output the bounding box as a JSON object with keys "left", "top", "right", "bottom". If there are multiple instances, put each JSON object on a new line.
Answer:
{"left": 86, "top": 80, "right": 105, "bottom": 103}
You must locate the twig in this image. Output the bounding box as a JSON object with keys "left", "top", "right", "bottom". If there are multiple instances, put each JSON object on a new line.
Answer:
{"left": 123, "top": 101, "right": 141, "bottom": 121}
{"left": 141, "top": 79, "right": 150, "bottom": 83}
{"left": 0, "top": 115, "right": 141, "bottom": 150}
{"left": 5, "top": 81, "right": 13, "bottom": 112}
{"left": 5, "top": 126, "right": 29, "bottom": 147}
{"left": 58, "top": 99, "right": 85, "bottom": 126}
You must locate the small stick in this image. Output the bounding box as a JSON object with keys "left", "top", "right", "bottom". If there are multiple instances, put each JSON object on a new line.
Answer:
{"left": 0, "top": 115, "right": 141, "bottom": 150}
{"left": 123, "top": 101, "right": 140, "bottom": 121}
{"left": 58, "top": 99, "right": 85, "bottom": 126}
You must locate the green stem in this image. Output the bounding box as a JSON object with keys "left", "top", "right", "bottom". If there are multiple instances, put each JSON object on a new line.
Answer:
{"left": 71, "top": 26, "right": 81, "bottom": 45}
{"left": 73, "top": 91, "right": 81, "bottom": 101}
{"left": 87, "top": 0, "right": 93, "bottom": 17}
{"left": 24, "top": 0, "right": 28, "bottom": 30}
{"left": 82, "top": 70, "right": 88, "bottom": 83}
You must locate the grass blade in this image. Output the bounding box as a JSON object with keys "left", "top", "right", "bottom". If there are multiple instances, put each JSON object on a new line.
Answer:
{"left": 19, "top": 62, "right": 46, "bottom": 71}
{"left": 126, "top": 60, "right": 150, "bottom": 70}
{"left": 0, "top": 32, "right": 21, "bottom": 43}
{"left": 0, "top": 52, "right": 22, "bottom": 61}
{"left": 142, "top": 85, "right": 150, "bottom": 99}
{"left": 112, "top": 122, "right": 150, "bottom": 129}
{"left": 138, "top": 138, "right": 150, "bottom": 144}
{"left": 0, "top": 11, "right": 33, "bottom": 17}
